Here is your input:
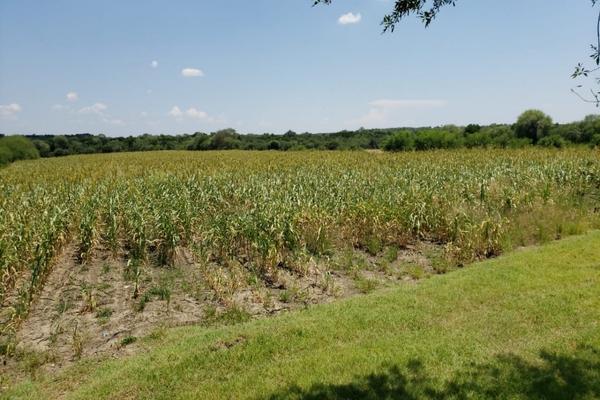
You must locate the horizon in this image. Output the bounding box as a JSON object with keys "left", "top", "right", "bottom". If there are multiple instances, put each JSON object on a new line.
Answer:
{"left": 0, "top": 114, "right": 592, "bottom": 139}
{"left": 1, "top": 0, "right": 598, "bottom": 137}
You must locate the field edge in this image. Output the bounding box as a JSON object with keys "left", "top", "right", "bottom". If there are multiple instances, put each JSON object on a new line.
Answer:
{"left": 3, "top": 230, "right": 600, "bottom": 399}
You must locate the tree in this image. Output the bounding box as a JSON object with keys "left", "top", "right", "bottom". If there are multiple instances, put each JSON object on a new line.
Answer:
{"left": 514, "top": 110, "right": 553, "bottom": 143}
{"left": 580, "top": 114, "right": 600, "bottom": 141}
{"left": 32, "top": 140, "right": 51, "bottom": 157}
{"left": 571, "top": 1, "right": 600, "bottom": 105}
{"left": 464, "top": 124, "right": 481, "bottom": 135}
{"left": 538, "top": 134, "right": 567, "bottom": 148}
{"left": 384, "top": 130, "right": 415, "bottom": 151}
{"left": 210, "top": 128, "right": 241, "bottom": 150}
{"left": 316, "top": 0, "right": 600, "bottom": 105}
{"left": 0, "top": 136, "right": 40, "bottom": 165}
{"left": 314, "top": 0, "right": 455, "bottom": 32}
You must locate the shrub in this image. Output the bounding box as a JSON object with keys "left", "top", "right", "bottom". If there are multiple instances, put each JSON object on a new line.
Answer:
{"left": 0, "top": 136, "right": 40, "bottom": 166}
{"left": 580, "top": 114, "right": 600, "bottom": 143}
{"left": 0, "top": 145, "right": 11, "bottom": 165}
{"left": 209, "top": 129, "right": 241, "bottom": 150}
{"left": 465, "top": 131, "right": 492, "bottom": 148}
{"left": 326, "top": 141, "right": 340, "bottom": 150}
{"left": 414, "top": 130, "right": 463, "bottom": 151}
{"left": 505, "top": 138, "right": 533, "bottom": 149}
{"left": 538, "top": 134, "right": 568, "bottom": 148}
{"left": 383, "top": 131, "right": 415, "bottom": 151}
{"left": 464, "top": 124, "right": 481, "bottom": 134}
{"left": 32, "top": 140, "right": 51, "bottom": 157}
{"left": 268, "top": 141, "right": 281, "bottom": 150}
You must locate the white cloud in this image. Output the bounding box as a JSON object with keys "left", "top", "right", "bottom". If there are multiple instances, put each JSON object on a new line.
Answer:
{"left": 78, "top": 102, "right": 107, "bottom": 115}
{"left": 168, "top": 106, "right": 183, "bottom": 118}
{"left": 185, "top": 107, "right": 209, "bottom": 119}
{"left": 76, "top": 102, "right": 123, "bottom": 125}
{"left": 338, "top": 12, "right": 362, "bottom": 25}
{"left": 354, "top": 99, "right": 447, "bottom": 126}
{"left": 181, "top": 68, "right": 204, "bottom": 77}
{"left": 0, "top": 103, "right": 22, "bottom": 119}
{"left": 140, "top": 111, "right": 149, "bottom": 117}
{"left": 168, "top": 105, "right": 213, "bottom": 121}
{"left": 151, "top": 60, "right": 158, "bottom": 68}
{"left": 66, "top": 91, "right": 78, "bottom": 102}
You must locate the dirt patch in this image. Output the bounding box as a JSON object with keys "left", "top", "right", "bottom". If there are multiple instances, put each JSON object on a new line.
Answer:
{"left": 1, "top": 240, "right": 445, "bottom": 380}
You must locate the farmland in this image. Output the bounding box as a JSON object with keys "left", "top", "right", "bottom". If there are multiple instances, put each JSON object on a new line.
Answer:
{"left": 1, "top": 148, "right": 599, "bottom": 373}
{"left": 5, "top": 224, "right": 600, "bottom": 399}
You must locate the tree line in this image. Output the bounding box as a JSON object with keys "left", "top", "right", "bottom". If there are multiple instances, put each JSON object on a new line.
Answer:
{"left": 383, "top": 110, "right": 600, "bottom": 151}
{"left": 0, "top": 110, "right": 599, "bottom": 167}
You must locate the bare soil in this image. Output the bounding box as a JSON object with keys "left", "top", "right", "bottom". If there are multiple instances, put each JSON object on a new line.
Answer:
{"left": 1, "top": 240, "right": 444, "bottom": 381}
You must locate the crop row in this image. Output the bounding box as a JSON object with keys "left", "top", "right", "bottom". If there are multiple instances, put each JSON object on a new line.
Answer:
{"left": 0, "top": 149, "right": 599, "bottom": 336}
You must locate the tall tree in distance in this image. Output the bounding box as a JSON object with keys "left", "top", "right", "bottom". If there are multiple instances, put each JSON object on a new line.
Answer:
{"left": 315, "top": 0, "right": 600, "bottom": 106}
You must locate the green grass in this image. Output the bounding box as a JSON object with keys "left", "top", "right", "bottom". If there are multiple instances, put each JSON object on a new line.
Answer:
{"left": 5, "top": 232, "right": 600, "bottom": 399}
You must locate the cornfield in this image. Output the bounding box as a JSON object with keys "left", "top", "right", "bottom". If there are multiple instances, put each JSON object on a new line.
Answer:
{"left": 1, "top": 148, "right": 599, "bottom": 338}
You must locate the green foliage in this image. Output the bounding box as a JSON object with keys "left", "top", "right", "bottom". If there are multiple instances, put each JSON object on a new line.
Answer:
{"left": 204, "top": 306, "right": 251, "bottom": 326}
{"left": 95, "top": 307, "right": 113, "bottom": 319}
{"left": 383, "top": 131, "right": 415, "bottom": 151}
{"left": 0, "top": 145, "right": 12, "bottom": 166}
{"left": 514, "top": 110, "right": 553, "bottom": 143}
{"left": 414, "top": 129, "right": 463, "bottom": 150}
{"left": 464, "top": 123, "right": 481, "bottom": 134}
{"left": 353, "top": 274, "right": 378, "bottom": 294}
{"left": 16, "top": 112, "right": 600, "bottom": 157}
{"left": 0, "top": 136, "right": 40, "bottom": 166}
{"left": 538, "top": 134, "right": 568, "bottom": 148}
{"left": 120, "top": 336, "right": 137, "bottom": 346}
{"left": 209, "top": 129, "right": 242, "bottom": 150}
{"left": 383, "top": 246, "right": 399, "bottom": 263}
{"left": 32, "top": 140, "right": 51, "bottom": 157}
{"left": 464, "top": 131, "right": 492, "bottom": 148}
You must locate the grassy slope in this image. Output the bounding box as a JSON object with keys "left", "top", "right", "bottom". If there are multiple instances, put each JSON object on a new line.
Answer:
{"left": 7, "top": 232, "right": 600, "bottom": 399}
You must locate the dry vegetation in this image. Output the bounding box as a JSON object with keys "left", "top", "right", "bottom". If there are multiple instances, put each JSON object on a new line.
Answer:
{"left": 1, "top": 148, "right": 599, "bottom": 372}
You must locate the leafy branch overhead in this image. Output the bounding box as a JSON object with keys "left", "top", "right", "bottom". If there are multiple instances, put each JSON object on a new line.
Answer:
{"left": 572, "top": 0, "right": 600, "bottom": 105}
{"left": 313, "top": 0, "right": 456, "bottom": 32}
{"left": 315, "top": 0, "right": 600, "bottom": 106}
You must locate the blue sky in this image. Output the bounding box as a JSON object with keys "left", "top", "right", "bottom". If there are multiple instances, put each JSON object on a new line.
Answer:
{"left": 0, "top": 0, "right": 597, "bottom": 136}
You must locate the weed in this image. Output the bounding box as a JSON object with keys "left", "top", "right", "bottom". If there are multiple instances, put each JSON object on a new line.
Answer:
{"left": 80, "top": 286, "right": 97, "bottom": 313}
{"left": 120, "top": 336, "right": 137, "bottom": 347}
{"left": 101, "top": 263, "right": 110, "bottom": 274}
{"left": 363, "top": 236, "right": 383, "bottom": 256}
{"left": 149, "top": 285, "right": 171, "bottom": 303}
{"left": 402, "top": 263, "right": 426, "bottom": 280}
{"left": 71, "top": 323, "right": 84, "bottom": 360}
{"left": 55, "top": 298, "right": 72, "bottom": 316}
{"left": 384, "top": 246, "right": 399, "bottom": 263}
{"left": 95, "top": 307, "right": 113, "bottom": 323}
{"left": 354, "top": 275, "right": 378, "bottom": 294}
{"left": 204, "top": 305, "right": 251, "bottom": 326}
{"left": 135, "top": 292, "right": 152, "bottom": 312}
